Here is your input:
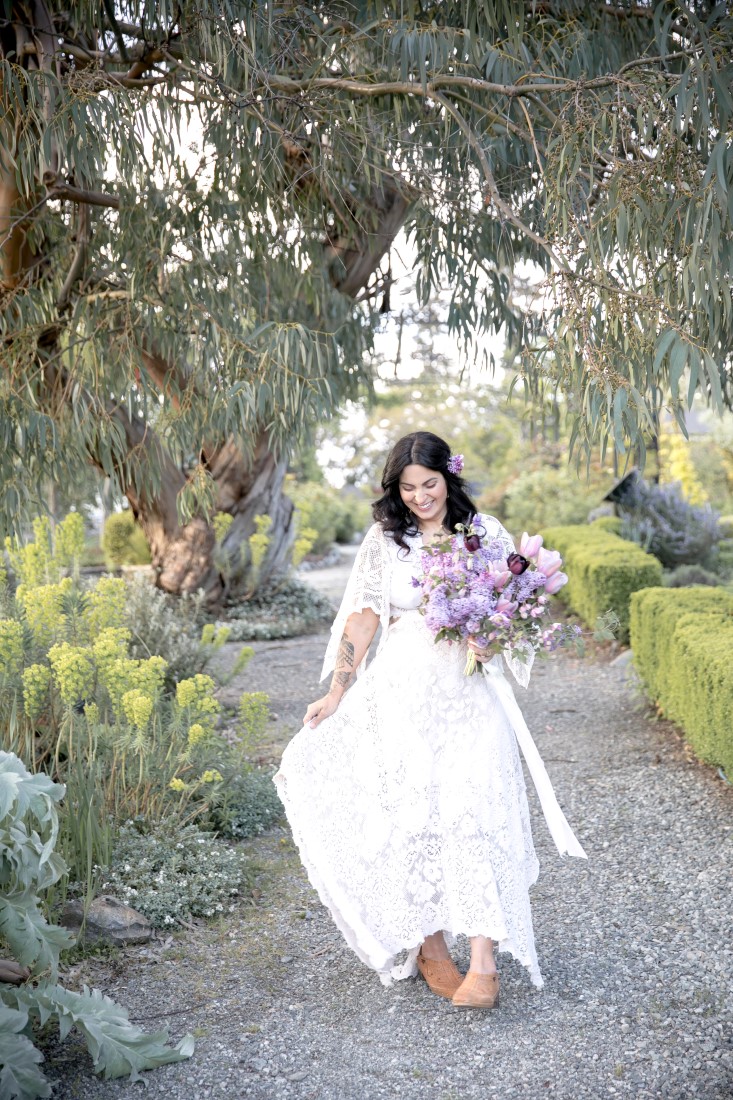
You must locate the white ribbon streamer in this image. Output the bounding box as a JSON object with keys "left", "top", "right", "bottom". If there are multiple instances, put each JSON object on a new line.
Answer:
{"left": 483, "top": 659, "right": 588, "bottom": 860}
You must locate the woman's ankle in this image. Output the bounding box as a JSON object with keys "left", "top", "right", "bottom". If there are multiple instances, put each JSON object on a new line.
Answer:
{"left": 420, "top": 932, "right": 451, "bottom": 960}
{"left": 468, "top": 959, "right": 498, "bottom": 975}
{"left": 468, "top": 935, "right": 497, "bottom": 974}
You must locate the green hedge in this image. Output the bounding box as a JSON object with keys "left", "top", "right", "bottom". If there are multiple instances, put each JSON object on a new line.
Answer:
{"left": 630, "top": 587, "right": 733, "bottom": 777}
{"left": 715, "top": 539, "right": 733, "bottom": 578}
{"left": 543, "top": 525, "right": 663, "bottom": 644}
{"left": 590, "top": 515, "right": 622, "bottom": 536}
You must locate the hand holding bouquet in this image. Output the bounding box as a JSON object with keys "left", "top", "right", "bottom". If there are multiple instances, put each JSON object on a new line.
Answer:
{"left": 413, "top": 519, "right": 580, "bottom": 675}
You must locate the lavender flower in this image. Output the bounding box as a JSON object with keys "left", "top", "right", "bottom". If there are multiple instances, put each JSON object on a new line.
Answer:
{"left": 415, "top": 525, "right": 571, "bottom": 672}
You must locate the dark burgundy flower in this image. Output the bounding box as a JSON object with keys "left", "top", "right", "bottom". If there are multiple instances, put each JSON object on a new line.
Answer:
{"left": 506, "top": 552, "right": 530, "bottom": 575}
{"left": 464, "top": 533, "right": 482, "bottom": 552}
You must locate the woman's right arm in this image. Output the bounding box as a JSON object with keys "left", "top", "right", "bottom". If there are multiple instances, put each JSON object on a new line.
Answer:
{"left": 303, "top": 607, "right": 380, "bottom": 728}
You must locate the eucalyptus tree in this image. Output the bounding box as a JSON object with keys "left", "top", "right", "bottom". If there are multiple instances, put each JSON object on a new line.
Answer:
{"left": 1, "top": 2, "right": 732, "bottom": 601}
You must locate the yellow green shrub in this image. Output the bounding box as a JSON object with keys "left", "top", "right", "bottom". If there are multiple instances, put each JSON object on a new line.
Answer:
{"left": 543, "top": 525, "right": 663, "bottom": 644}
{"left": 54, "top": 512, "right": 85, "bottom": 572}
{"left": 16, "top": 578, "right": 72, "bottom": 646}
{"left": 0, "top": 619, "right": 24, "bottom": 677}
{"left": 102, "top": 511, "right": 151, "bottom": 567}
{"left": 47, "top": 643, "right": 96, "bottom": 707}
{"left": 0, "top": 516, "right": 270, "bottom": 835}
{"left": 590, "top": 515, "right": 622, "bottom": 536}
{"left": 630, "top": 587, "right": 733, "bottom": 777}
{"left": 84, "top": 576, "right": 127, "bottom": 635}
{"left": 5, "top": 517, "right": 56, "bottom": 587}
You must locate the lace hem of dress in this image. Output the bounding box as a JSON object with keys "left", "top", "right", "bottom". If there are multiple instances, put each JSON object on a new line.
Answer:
{"left": 275, "top": 768, "right": 544, "bottom": 990}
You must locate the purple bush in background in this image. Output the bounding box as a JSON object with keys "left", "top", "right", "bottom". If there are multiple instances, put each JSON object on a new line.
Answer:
{"left": 618, "top": 478, "right": 720, "bottom": 569}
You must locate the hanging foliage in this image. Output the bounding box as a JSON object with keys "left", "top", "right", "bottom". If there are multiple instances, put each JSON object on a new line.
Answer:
{"left": 1, "top": 2, "right": 731, "bottom": 579}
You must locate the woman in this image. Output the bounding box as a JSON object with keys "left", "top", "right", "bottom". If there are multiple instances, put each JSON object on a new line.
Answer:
{"left": 274, "top": 431, "right": 586, "bottom": 1008}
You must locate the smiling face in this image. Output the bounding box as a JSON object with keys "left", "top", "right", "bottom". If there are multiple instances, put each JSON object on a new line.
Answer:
{"left": 398, "top": 463, "right": 448, "bottom": 530}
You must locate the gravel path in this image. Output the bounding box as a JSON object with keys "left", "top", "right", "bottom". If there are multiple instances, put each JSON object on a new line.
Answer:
{"left": 45, "top": 560, "right": 733, "bottom": 1100}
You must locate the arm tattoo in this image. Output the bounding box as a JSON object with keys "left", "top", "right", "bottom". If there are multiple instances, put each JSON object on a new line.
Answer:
{"left": 331, "top": 635, "right": 356, "bottom": 691}
{"left": 337, "top": 637, "right": 355, "bottom": 668}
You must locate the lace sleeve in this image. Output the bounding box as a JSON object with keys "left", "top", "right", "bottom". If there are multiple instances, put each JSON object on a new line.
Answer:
{"left": 319, "top": 524, "right": 391, "bottom": 683}
{"left": 349, "top": 524, "right": 389, "bottom": 618}
{"left": 480, "top": 514, "right": 516, "bottom": 557}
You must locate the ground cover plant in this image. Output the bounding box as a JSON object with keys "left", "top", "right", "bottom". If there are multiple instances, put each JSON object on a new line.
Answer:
{"left": 98, "top": 821, "right": 254, "bottom": 929}
{"left": 223, "top": 577, "right": 334, "bottom": 641}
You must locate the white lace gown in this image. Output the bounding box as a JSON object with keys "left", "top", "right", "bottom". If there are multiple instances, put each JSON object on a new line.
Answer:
{"left": 274, "top": 515, "right": 585, "bottom": 990}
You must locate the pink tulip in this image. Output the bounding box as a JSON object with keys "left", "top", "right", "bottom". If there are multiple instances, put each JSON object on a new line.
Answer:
{"left": 536, "top": 547, "right": 563, "bottom": 577}
{"left": 544, "top": 570, "right": 568, "bottom": 595}
{"left": 519, "top": 532, "right": 543, "bottom": 558}
{"left": 496, "top": 596, "right": 517, "bottom": 615}
{"left": 490, "top": 569, "right": 512, "bottom": 591}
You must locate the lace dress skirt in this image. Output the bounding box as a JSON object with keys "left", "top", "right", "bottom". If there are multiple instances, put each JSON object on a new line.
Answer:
{"left": 274, "top": 609, "right": 543, "bottom": 989}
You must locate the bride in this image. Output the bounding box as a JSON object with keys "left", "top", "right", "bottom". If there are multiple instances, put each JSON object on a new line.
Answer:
{"left": 274, "top": 431, "right": 586, "bottom": 1009}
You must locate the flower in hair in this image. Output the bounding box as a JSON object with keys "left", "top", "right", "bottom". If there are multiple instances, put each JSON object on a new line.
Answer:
{"left": 446, "top": 453, "right": 464, "bottom": 475}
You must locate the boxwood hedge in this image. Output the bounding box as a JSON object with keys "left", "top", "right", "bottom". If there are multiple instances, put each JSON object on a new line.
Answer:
{"left": 629, "top": 587, "right": 733, "bottom": 777}
{"left": 543, "top": 525, "right": 662, "bottom": 644}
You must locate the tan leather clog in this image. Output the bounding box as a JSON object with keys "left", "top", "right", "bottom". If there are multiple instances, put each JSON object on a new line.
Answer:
{"left": 416, "top": 951, "right": 464, "bottom": 999}
{"left": 451, "top": 970, "right": 500, "bottom": 1009}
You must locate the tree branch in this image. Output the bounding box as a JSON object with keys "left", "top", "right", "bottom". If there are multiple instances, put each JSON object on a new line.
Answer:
{"left": 257, "top": 55, "right": 698, "bottom": 105}
{"left": 57, "top": 201, "right": 90, "bottom": 310}
{"left": 44, "top": 178, "right": 120, "bottom": 209}
{"left": 430, "top": 90, "right": 566, "bottom": 272}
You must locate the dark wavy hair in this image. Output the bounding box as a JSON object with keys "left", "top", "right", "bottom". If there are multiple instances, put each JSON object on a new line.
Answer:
{"left": 372, "top": 431, "right": 479, "bottom": 552}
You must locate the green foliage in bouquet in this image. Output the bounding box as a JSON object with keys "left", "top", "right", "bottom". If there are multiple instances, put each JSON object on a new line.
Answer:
{"left": 630, "top": 588, "right": 733, "bottom": 778}
{"left": 543, "top": 525, "right": 663, "bottom": 644}
{"left": 0, "top": 753, "right": 193, "bottom": 1100}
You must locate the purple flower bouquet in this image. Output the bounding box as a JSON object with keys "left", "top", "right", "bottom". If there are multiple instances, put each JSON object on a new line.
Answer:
{"left": 413, "top": 519, "right": 576, "bottom": 675}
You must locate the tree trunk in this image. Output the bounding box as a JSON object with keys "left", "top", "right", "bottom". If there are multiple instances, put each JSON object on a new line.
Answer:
{"left": 128, "top": 178, "right": 412, "bottom": 607}
{"left": 119, "top": 413, "right": 294, "bottom": 605}
{"left": 209, "top": 435, "right": 296, "bottom": 593}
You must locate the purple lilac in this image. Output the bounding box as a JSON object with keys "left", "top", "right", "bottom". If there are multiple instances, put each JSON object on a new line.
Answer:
{"left": 413, "top": 530, "right": 569, "bottom": 657}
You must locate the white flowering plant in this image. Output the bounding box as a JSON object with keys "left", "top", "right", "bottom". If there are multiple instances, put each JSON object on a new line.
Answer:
{"left": 99, "top": 821, "right": 254, "bottom": 928}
